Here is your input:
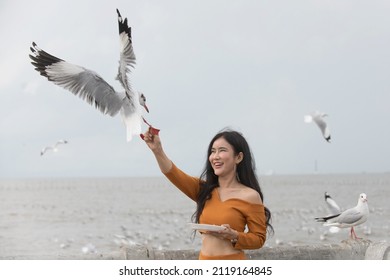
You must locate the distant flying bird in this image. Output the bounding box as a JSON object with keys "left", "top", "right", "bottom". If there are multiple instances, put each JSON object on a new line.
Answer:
{"left": 304, "top": 111, "right": 331, "bottom": 142}
{"left": 324, "top": 192, "right": 341, "bottom": 215}
{"left": 29, "top": 9, "right": 159, "bottom": 142}
{"left": 41, "top": 140, "right": 68, "bottom": 156}
{"left": 315, "top": 193, "right": 369, "bottom": 239}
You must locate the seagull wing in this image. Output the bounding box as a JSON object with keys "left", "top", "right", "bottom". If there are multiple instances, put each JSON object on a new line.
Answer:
{"left": 116, "top": 9, "right": 143, "bottom": 142}
{"left": 40, "top": 146, "right": 53, "bottom": 156}
{"left": 330, "top": 207, "right": 365, "bottom": 225}
{"left": 54, "top": 139, "right": 68, "bottom": 148}
{"left": 315, "top": 213, "right": 340, "bottom": 223}
{"left": 326, "top": 199, "right": 341, "bottom": 215}
{"left": 116, "top": 9, "right": 136, "bottom": 99}
{"left": 29, "top": 42, "right": 124, "bottom": 117}
{"left": 313, "top": 113, "right": 331, "bottom": 142}
{"left": 325, "top": 192, "right": 341, "bottom": 215}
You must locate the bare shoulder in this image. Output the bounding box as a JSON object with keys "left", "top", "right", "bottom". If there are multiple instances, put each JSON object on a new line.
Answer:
{"left": 240, "top": 185, "right": 263, "bottom": 205}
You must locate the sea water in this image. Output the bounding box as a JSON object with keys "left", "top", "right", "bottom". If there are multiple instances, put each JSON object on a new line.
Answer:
{"left": 0, "top": 173, "right": 389, "bottom": 258}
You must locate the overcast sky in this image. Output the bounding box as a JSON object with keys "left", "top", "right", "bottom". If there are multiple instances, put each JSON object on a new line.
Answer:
{"left": 1, "top": 0, "right": 389, "bottom": 178}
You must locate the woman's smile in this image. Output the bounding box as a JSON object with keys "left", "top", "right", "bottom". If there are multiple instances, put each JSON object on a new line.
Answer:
{"left": 212, "top": 161, "right": 223, "bottom": 171}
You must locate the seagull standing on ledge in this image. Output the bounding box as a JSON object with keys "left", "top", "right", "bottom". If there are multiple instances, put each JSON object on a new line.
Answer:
{"left": 29, "top": 9, "right": 158, "bottom": 141}
{"left": 304, "top": 110, "right": 331, "bottom": 142}
{"left": 315, "top": 193, "right": 369, "bottom": 239}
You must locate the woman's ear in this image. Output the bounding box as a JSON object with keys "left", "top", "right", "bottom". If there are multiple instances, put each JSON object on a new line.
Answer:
{"left": 236, "top": 152, "right": 244, "bottom": 164}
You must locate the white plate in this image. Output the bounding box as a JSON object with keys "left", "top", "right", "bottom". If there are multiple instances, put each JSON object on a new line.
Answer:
{"left": 189, "top": 223, "right": 226, "bottom": 232}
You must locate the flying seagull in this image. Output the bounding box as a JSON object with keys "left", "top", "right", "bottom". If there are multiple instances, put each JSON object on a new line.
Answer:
{"left": 304, "top": 111, "right": 331, "bottom": 142}
{"left": 324, "top": 192, "right": 341, "bottom": 215}
{"left": 29, "top": 9, "right": 159, "bottom": 141}
{"left": 41, "top": 139, "right": 68, "bottom": 156}
{"left": 315, "top": 193, "right": 369, "bottom": 239}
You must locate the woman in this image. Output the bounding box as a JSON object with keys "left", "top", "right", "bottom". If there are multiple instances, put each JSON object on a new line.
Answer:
{"left": 142, "top": 128, "right": 273, "bottom": 260}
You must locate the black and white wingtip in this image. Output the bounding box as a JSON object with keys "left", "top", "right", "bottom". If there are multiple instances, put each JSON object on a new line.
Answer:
{"left": 116, "top": 9, "right": 132, "bottom": 41}
{"left": 314, "top": 213, "right": 340, "bottom": 223}
{"left": 29, "top": 42, "right": 63, "bottom": 80}
{"left": 116, "top": 8, "right": 122, "bottom": 20}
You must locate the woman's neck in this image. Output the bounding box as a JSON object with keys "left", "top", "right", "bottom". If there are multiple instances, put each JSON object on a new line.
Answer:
{"left": 218, "top": 173, "right": 240, "bottom": 189}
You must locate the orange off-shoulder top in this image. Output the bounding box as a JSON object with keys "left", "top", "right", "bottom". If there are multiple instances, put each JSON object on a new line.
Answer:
{"left": 164, "top": 163, "right": 267, "bottom": 250}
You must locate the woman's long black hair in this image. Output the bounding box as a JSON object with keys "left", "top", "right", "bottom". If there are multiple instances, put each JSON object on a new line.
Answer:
{"left": 192, "top": 129, "right": 274, "bottom": 235}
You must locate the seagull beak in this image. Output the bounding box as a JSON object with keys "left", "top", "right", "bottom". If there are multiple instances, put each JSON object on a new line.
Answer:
{"left": 143, "top": 104, "right": 149, "bottom": 113}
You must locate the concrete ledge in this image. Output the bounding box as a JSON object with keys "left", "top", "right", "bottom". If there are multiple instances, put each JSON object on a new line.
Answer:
{"left": 364, "top": 241, "right": 390, "bottom": 260}
{"left": 2, "top": 240, "right": 389, "bottom": 260}
{"left": 123, "top": 240, "right": 390, "bottom": 260}
{"left": 1, "top": 252, "right": 126, "bottom": 260}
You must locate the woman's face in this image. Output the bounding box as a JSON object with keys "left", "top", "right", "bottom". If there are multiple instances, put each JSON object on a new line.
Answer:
{"left": 209, "top": 137, "right": 242, "bottom": 177}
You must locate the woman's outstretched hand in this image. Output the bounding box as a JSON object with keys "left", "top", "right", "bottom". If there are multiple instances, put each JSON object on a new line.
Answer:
{"left": 140, "top": 127, "right": 172, "bottom": 174}
{"left": 141, "top": 128, "right": 162, "bottom": 152}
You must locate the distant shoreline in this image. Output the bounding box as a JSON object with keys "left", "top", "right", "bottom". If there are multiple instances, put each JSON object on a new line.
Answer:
{"left": 1, "top": 171, "right": 390, "bottom": 181}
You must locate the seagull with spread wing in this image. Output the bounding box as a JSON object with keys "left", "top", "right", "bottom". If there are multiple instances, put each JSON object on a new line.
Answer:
{"left": 41, "top": 139, "right": 68, "bottom": 156}
{"left": 29, "top": 9, "right": 159, "bottom": 141}
{"left": 304, "top": 110, "right": 331, "bottom": 142}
